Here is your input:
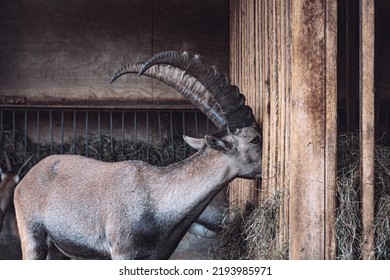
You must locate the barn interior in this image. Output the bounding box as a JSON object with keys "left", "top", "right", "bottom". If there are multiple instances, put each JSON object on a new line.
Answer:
{"left": 0, "top": 0, "right": 229, "bottom": 260}
{"left": 1, "top": 0, "right": 390, "bottom": 260}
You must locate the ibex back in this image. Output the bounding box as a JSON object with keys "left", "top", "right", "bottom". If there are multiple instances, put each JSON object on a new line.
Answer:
{"left": 14, "top": 51, "right": 262, "bottom": 260}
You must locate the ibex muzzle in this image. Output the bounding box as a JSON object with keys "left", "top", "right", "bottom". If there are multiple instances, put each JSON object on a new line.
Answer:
{"left": 14, "top": 51, "right": 262, "bottom": 260}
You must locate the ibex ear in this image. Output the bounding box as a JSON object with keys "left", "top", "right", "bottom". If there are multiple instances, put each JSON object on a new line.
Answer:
{"left": 183, "top": 135, "right": 205, "bottom": 150}
{"left": 205, "top": 135, "right": 231, "bottom": 151}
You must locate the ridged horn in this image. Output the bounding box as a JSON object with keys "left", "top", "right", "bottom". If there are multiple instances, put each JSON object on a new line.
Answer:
{"left": 4, "top": 152, "right": 13, "bottom": 172}
{"left": 17, "top": 155, "right": 33, "bottom": 176}
{"left": 110, "top": 62, "right": 227, "bottom": 130}
{"left": 139, "top": 51, "right": 256, "bottom": 131}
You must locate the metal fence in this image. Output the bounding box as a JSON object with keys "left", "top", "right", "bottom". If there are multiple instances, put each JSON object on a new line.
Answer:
{"left": 0, "top": 108, "right": 216, "bottom": 172}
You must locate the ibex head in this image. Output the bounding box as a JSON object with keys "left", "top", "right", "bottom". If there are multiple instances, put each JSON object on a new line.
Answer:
{"left": 1, "top": 152, "right": 33, "bottom": 184}
{"left": 111, "top": 51, "right": 262, "bottom": 179}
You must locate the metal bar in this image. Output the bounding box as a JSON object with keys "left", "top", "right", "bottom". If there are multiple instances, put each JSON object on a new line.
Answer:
{"left": 85, "top": 111, "right": 89, "bottom": 157}
{"left": 121, "top": 111, "right": 125, "bottom": 160}
{"left": 359, "top": 0, "right": 375, "bottom": 260}
{"left": 158, "top": 111, "right": 164, "bottom": 166}
{"left": 12, "top": 110, "right": 16, "bottom": 159}
{"left": 170, "top": 111, "right": 174, "bottom": 162}
{"left": 110, "top": 111, "right": 114, "bottom": 161}
{"left": 36, "top": 110, "right": 40, "bottom": 157}
{"left": 73, "top": 111, "right": 76, "bottom": 154}
{"left": 49, "top": 110, "right": 53, "bottom": 154}
{"left": 24, "top": 111, "right": 28, "bottom": 156}
{"left": 146, "top": 111, "right": 150, "bottom": 163}
{"left": 98, "top": 110, "right": 101, "bottom": 158}
{"left": 61, "top": 111, "right": 64, "bottom": 154}
{"left": 134, "top": 111, "right": 137, "bottom": 160}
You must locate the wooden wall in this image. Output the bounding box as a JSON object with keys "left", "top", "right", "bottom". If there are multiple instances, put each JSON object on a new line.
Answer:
{"left": 0, "top": 0, "right": 229, "bottom": 108}
{"left": 230, "top": 0, "right": 338, "bottom": 260}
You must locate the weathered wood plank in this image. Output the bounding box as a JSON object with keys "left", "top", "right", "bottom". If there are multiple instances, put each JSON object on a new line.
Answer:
{"left": 0, "top": 0, "right": 154, "bottom": 106}
{"left": 325, "top": 0, "right": 338, "bottom": 260}
{"left": 0, "top": 0, "right": 229, "bottom": 108}
{"left": 229, "top": 1, "right": 293, "bottom": 257}
{"left": 359, "top": 0, "right": 375, "bottom": 260}
{"left": 289, "top": 0, "right": 327, "bottom": 260}
{"left": 229, "top": 0, "right": 259, "bottom": 207}
{"left": 277, "top": 0, "right": 291, "bottom": 255}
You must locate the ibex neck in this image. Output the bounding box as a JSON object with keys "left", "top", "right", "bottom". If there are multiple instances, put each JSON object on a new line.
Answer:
{"left": 154, "top": 148, "right": 233, "bottom": 221}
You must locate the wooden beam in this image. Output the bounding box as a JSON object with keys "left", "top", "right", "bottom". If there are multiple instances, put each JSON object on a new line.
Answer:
{"left": 359, "top": 0, "right": 375, "bottom": 260}
{"left": 325, "top": 0, "right": 338, "bottom": 260}
{"left": 289, "top": 0, "right": 337, "bottom": 260}
{"left": 229, "top": 0, "right": 259, "bottom": 207}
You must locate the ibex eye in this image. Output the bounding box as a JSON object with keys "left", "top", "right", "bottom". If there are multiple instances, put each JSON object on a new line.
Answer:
{"left": 250, "top": 137, "right": 260, "bottom": 144}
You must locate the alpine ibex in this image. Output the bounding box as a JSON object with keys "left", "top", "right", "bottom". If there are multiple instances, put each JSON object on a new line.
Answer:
{"left": 14, "top": 51, "right": 262, "bottom": 260}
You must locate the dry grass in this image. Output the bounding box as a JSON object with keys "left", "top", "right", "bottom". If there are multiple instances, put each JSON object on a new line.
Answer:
{"left": 335, "top": 133, "right": 362, "bottom": 259}
{"left": 210, "top": 192, "right": 288, "bottom": 260}
{"left": 335, "top": 133, "right": 390, "bottom": 259}
{"left": 212, "top": 133, "right": 390, "bottom": 260}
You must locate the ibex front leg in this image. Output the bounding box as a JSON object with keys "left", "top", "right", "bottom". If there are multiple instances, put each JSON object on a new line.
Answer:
{"left": 17, "top": 217, "right": 49, "bottom": 259}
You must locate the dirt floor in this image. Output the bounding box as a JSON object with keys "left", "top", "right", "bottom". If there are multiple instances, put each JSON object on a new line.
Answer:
{"left": 170, "top": 231, "right": 217, "bottom": 260}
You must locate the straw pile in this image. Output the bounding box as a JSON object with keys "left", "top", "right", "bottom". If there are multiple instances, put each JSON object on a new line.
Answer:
{"left": 336, "top": 133, "right": 390, "bottom": 259}
{"left": 211, "top": 133, "right": 390, "bottom": 260}
{"left": 210, "top": 192, "right": 288, "bottom": 260}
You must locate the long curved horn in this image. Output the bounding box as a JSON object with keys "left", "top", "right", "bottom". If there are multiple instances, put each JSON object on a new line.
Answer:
{"left": 110, "top": 62, "right": 227, "bottom": 130}
{"left": 139, "top": 51, "right": 256, "bottom": 131}
{"left": 4, "top": 152, "right": 13, "bottom": 172}
{"left": 17, "top": 155, "right": 33, "bottom": 176}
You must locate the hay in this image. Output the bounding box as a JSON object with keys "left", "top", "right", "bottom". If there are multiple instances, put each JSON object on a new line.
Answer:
{"left": 1, "top": 128, "right": 195, "bottom": 176}
{"left": 243, "top": 192, "right": 288, "bottom": 259}
{"left": 209, "top": 202, "right": 255, "bottom": 260}
{"left": 373, "top": 142, "right": 390, "bottom": 259}
{"left": 210, "top": 192, "right": 288, "bottom": 260}
{"left": 212, "top": 133, "right": 390, "bottom": 260}
{"left": 335, "top": 133, "right": 362, "bottom": 259}
{"left": 336, "top": 133, "right": 390, "bottom": 259}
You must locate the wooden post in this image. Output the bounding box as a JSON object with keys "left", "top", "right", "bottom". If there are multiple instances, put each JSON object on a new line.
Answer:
{"left": 325, "top": 0, "right": 338, "bottom": 260}
{"left": 230, "top": 0, "right": 337, "bottom": 259}
{"left": 359, "top": 0, "right": 375, "bottom": 260}
{"left": 229, "top": 0, "right": 260, "bottom": 207}
{"left": 289, "top": 0, "right": 337, "bottom": 259}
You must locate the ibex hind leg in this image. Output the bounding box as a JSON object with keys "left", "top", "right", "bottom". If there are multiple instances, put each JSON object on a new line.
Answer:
{"left": 18, "top": 221, "right": 49, "bottom": 260}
